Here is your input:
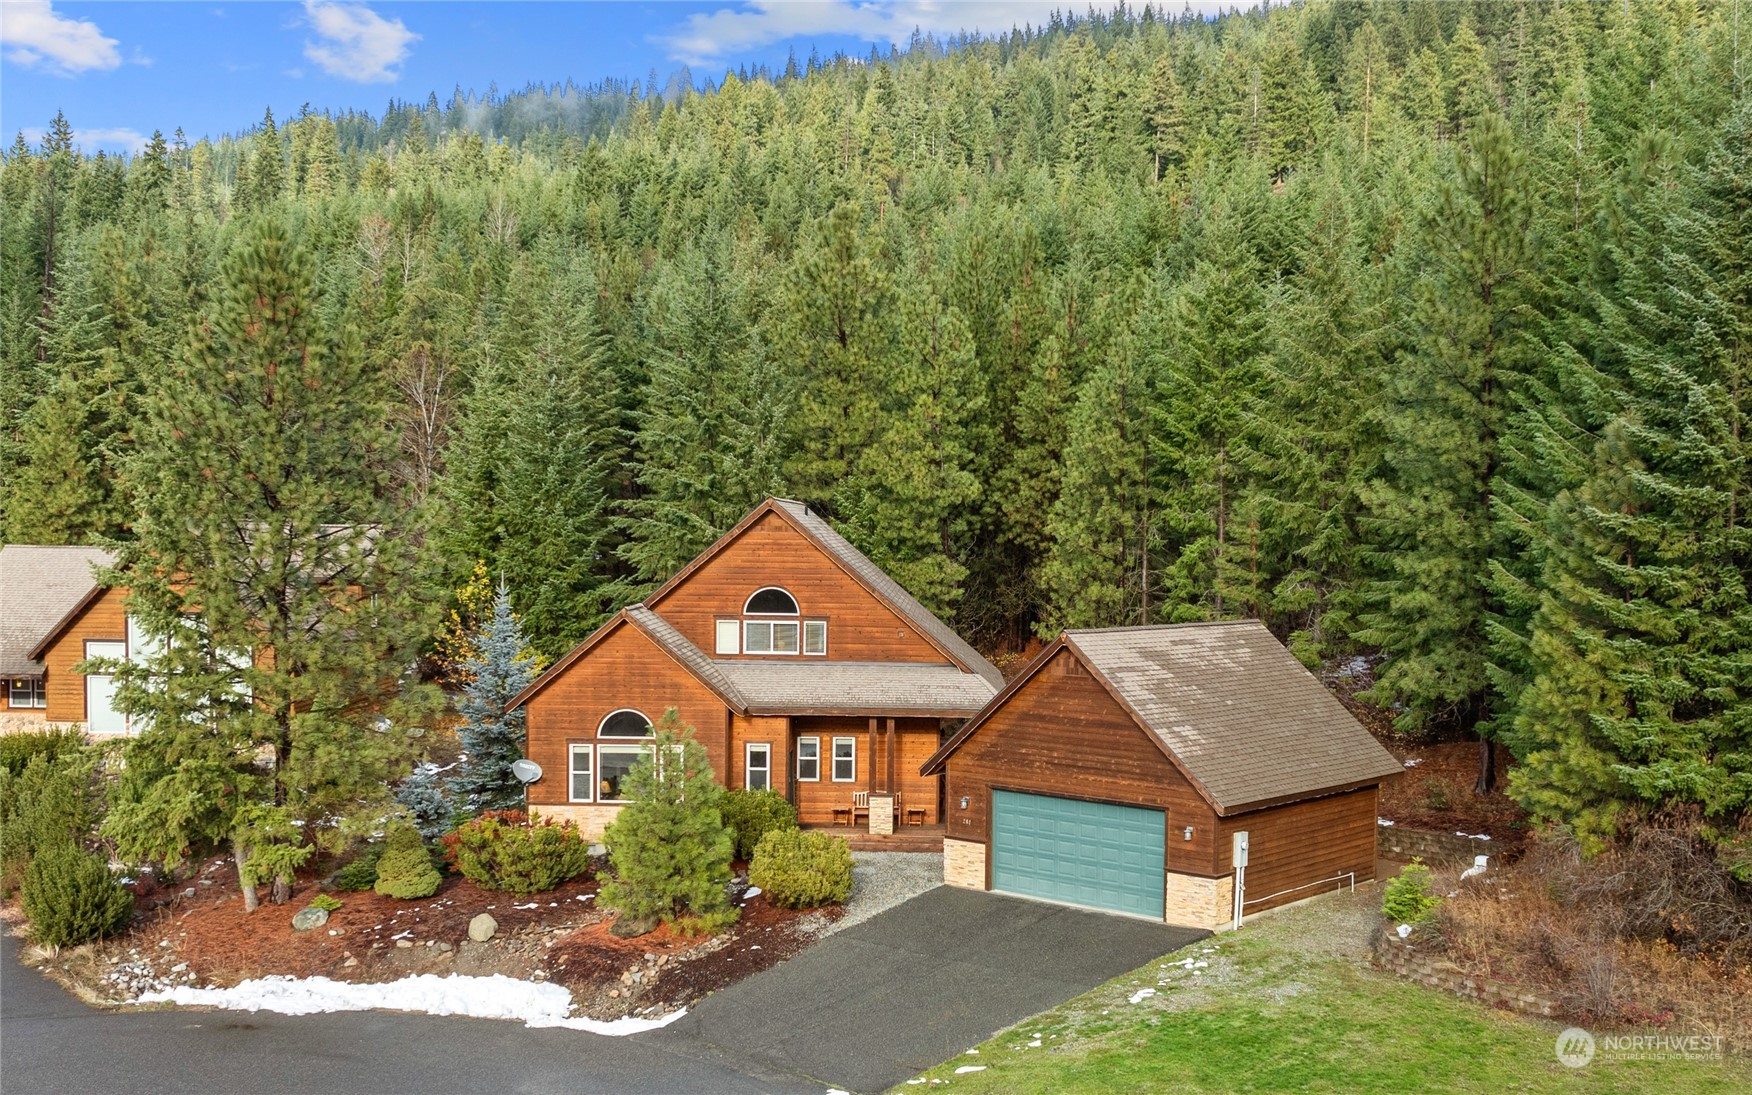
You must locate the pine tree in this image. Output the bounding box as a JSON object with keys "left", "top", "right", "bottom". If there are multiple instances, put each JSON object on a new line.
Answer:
{"left": 1359, "top": 113, "right": 1537, "bottom": 793}
{"left": 102, "top": 222, "right": 439, "bottom": 911}
{"left": 1507, "top": 100, "right": 1752, "bottom": 848}
{"left": 598, "top": 713, "right": 737, "bottom": 935}
{"left": 448, "top": 580, "right": 540, "bottom": 814}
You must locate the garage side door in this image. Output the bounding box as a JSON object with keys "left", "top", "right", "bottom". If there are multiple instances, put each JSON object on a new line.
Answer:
{"left": 991, "top": 790, "right": 1165, "bottom": 919}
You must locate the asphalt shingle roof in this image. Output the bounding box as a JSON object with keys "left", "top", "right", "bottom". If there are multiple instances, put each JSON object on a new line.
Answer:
{"left": 1066, "top": 622, "right": 1403, "bottom": 813}
{"left": 625, "top": 605, "right": 749, "bottom": 709}
{"left": 0, "top": 545, "right": 115, "bottom": 678}
{"left": 713, "top": 659, "right": 997, "bottom": 716}
{"left": 773, "top": 499, "right": 1005, "bottom": 690}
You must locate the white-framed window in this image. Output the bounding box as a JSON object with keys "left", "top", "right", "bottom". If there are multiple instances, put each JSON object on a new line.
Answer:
{"left": 744, "top": 587, "right": 799, "bottom": 615}
{"left": 715, "top": 618, "right": 740, "bottom": 654}
{"left": 597, "top": 744, "right": 651, "bottom": 802}
{"left": 599, "top": 708, "right": 653, "bottom": 738}
{"left": 745, "top": 742, "right": 771, "bottom": 791}
{"left": 796, "top": 736, "right": 820, "bottom": 781}
{"left": 569, "top": 744, "right": 594, "bottom": 803}
{"left": 831, "top": 736, "right": 856, "bottom": 782}
{"left": 744, "top": 619, "right": 800, "bottom": 654}
{"left": 803, "top": 619, "right": 827, "bottom": 656}
{"left": 6, "top": 678, "right": 46, "bottom": 709}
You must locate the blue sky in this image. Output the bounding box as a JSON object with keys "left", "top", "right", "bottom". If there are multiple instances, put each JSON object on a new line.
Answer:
{"left": 0, "top": 1, "right": 1161, "bottom": 153}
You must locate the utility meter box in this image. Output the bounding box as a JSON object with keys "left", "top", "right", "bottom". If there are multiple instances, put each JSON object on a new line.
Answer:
{"left": 1232, "top": 830, "right": 1250, "bottom": 869}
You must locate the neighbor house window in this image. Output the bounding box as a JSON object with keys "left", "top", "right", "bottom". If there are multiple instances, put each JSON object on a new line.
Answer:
{"left": 745, "top": 743, "right": 770, "bottom": 791}
{"left": 831, "top": 737, "right": 856, "bottom": 782}
{"left": 7, "top": 678, "right": 46, "bottom": 709}
{"left": 569, "top": 744, "right": 593, "bottom": 803}
{"left": 796, "top": 737, "right": 820, "bottom": 781}
{"left": 599, "top": 708, "right": 653, "bottom": 737}
{"left": 803, "top": 620, "right": 827, "bottom": 655}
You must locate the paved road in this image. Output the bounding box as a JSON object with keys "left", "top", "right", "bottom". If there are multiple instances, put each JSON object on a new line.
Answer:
{"left": 0, "top": 929, "right": 813, "bottom": 1095}
{"left": 658, "top": 887, "right": 1208, "bottom": 1093}
{"left": 3, "top": 889, "right": 1204, "bottom": 1095}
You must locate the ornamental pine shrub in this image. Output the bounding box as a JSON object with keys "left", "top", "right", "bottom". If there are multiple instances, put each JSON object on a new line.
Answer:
{"left": 0, "top": 752, "right": 97, "bottom": 896}
{"left": 749, "top": 829, "right": 854, "bottom": 909}
{"left": 442, "top": 811, "right": 591, "bottom": 895}
{"left": 334, "top": 843, "right": 384, "bottom": 891}
{"left": 1383, "top": 858, "right": 1441, "bottom": 925}
{"left": 0, "top": 726, "right": 85, "bottom": 776}
{"left": 720, "top": 789, "right": 798, "bottom": 862}
{"left": 21, "top": 842, "right": 134, "bottom": 948}
{"left": 598, "top": 714, "right": 738, "bottom": 936}
{"left": 373, "top": 821, "right": 441, "bottom": 900}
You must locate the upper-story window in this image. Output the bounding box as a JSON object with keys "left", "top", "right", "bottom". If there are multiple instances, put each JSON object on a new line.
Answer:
{"left": 598, "top": 709, "right": 654, "bottom": 738}
{"left": 717, "top": 587, "right": 827, "bottom": 656}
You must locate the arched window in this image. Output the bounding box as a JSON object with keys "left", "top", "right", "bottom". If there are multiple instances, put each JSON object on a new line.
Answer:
{"left": 598, "top": 709, "right": 653, "bottom": 738}
{"left": 744, "top": 587, "right": 799, "bottom": 615}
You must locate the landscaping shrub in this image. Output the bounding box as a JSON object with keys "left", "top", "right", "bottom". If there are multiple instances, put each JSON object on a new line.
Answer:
{"left": 442, "top": 810, "right": 591, "bottom": 895}
{"left": 334, "top": 843, "right": 384, "bottom": 891}
{"left": 749, "top": 829, "right": 854, "bottom": 909}
{"left": 599, "top": 715, "right": 737, "bottom": 935}
{"left": 1382, "top": 858, "right": 1440, "bottom": 925}
{"left": 720, "top": 788, "right": 798, "bottom": 862}
{"left": 0, "top": 726, "right": 84, "bottom": 776}
{"left": 309, "top": 893, "right": 343, "bottom": 912}
{"left": 373, "top": 821, "right": 441, "bottom": 899}
{"left": 20, "top": 842, "right": 133, "bottom": 948}
{"left": 0, "top": 752, "right": 97, "bottom": 896}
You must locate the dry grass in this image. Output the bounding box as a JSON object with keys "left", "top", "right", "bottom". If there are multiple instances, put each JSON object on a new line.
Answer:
{"left": 1434, "top": 824, "right": 1752, "bottom": 1047}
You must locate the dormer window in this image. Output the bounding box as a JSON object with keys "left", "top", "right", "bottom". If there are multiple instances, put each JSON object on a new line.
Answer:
{"left": 715, "top": 587, "right": 828, "bottom": 656}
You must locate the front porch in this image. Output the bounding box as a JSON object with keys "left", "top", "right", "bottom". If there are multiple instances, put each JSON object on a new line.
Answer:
{"left": 805, "top": 822, "right": 946, "bottom": 853}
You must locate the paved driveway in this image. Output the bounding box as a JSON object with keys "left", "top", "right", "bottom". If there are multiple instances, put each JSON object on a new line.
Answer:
{"left": 656, "top": 886, "right": 1208, "bottom": 1092}
{"left": 4, "top": 888, "right": 1203, "bottom": 1095}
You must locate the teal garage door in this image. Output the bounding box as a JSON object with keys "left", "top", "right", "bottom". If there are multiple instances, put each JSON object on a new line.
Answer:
{"left": 991, "top": 790, "right": 1166, "bottom": 918}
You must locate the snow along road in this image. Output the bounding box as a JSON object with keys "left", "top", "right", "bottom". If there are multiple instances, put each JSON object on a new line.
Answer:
{"left": 0, "top": 929, "right": 816, "bottom": 1095}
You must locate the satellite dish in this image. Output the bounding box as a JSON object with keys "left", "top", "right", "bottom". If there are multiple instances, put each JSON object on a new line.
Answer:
{"left": 510, "top": 759, "right": 543, "bottom": 784}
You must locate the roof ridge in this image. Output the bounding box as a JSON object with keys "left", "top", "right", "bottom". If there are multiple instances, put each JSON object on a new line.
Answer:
{"left": 1066, "top": 620, "right": 1266, "bottom": 636}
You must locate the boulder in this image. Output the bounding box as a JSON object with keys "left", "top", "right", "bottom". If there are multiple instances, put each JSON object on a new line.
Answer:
{"left": 468, "top": 912, "right": 498, "bottom": 942}
{"left": 609, "top": 912, "right": 661, "bottom": 939}
{"left": 291, "top": 906, "right": 329, "bottom": 932}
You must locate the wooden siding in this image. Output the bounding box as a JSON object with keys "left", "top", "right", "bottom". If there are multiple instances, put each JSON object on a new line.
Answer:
{"left": 524, "top": 621, "right": 731, "bottom": 808}
{"left": 791, "top": 715, "right": 942, "bottom": 826}
{"left": 1218, "top": 787, "right": 1380, "bottom": 915}
{"left": 41, "top": 587, "right": 127, "bottom": 723}
{"left": 942, "top": 648, "right": 1218, "bottom": 877}
{"left": 647, "top": 510, "right": 946, "bottom": 665}
{"left": 729, "top": 714, "right": 791, "bottom": 797}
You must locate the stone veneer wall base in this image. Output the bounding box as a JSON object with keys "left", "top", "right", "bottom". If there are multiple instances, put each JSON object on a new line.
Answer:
{"left": 943, "top": 837, "right": 986, "bottom": 889}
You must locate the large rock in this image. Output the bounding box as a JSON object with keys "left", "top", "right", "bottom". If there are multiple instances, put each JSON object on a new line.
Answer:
{"left": 291, "top": 906, "right": 329, "bottom": 932}
{"left": 467, "top": 912, "right": 497, "bottom": 942}
{"left": 609, "top": 912, "right": 661, "bottom": 939}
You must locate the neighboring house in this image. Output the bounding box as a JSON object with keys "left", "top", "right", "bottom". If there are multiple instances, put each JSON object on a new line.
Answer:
{"left": 0, "top": 545, "right": 119, "bottom": 734}
{"left": 922, "top": 622, "right": 1403, "bottom": 929}
{"left": 512, "top": 498, "right": 1003, "bottom": 841}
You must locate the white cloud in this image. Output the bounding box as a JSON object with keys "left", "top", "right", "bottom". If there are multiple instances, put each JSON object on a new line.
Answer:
{"left": 0, "top": 0, "right": 121, "bottom": 74}
{"left": 21, "top": 125, "right": 149, "bottom": 155}
{"left": 301, "top": 1, "right": 418, "bottom": 83}
{"left": 658, "top": 1, "right": 1239, "bottom": 65}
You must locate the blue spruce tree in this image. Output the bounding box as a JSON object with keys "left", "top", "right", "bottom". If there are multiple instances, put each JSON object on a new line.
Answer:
{"left": 448, "top": 581, "right": 540, "bottom": 814}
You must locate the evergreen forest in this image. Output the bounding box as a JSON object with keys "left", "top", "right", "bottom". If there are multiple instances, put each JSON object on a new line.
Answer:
{"left": 4, "top": 0, "right": 1751, "bottom": 853}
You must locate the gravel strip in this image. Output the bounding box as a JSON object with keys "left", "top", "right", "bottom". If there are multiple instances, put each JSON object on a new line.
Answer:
{"left": 810, "top": 852, "right": 942, "bottom": 939}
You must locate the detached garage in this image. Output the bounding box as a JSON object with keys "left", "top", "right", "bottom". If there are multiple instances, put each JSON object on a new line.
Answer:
{"left": 922, "top": 622, "right": 1402, "bottom": 929}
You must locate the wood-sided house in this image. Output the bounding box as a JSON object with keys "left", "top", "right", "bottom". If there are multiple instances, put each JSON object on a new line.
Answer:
{"left": 512, "top": 499, "right": 1003, "bottom": 841}
{"left": 922, "top": 622, "right": 1402, "bottom": 928}
{"left": 0, "top": 544, "right": 129, "bottom": 735}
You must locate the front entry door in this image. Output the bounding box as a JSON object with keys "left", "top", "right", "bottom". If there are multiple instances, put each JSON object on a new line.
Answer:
{"left": 84, "top": 640, "right": 127, "bottom": 735}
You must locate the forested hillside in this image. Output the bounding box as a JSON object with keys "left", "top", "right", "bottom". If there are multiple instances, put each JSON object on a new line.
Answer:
{"left": 2, "top": 0, "right": 1749, "bottom": 847}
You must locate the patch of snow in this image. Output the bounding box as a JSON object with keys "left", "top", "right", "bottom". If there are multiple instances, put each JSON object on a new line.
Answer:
{"left": 1402, "top": 758, "right": 1422, "bottom": 768}
{"left": 512, "top": 902, "right": 540, "bottom": 910}
{"left": 743, "top": 886, "right": 761, "bottom": 898}
{"left": 1396, "top": 924, "right": 1412, "bottom": 939}
{"left": 964, "top": 1049, "right": 979, "bottom": 1055}
{"left": 136, "top": 973, "right": 688, "bottom": 1035}
{"left": 827, "top": 1089, "right": 852, "bottom": 1094}
{"left": 907, "top": 1081, "right": 926, "bottom": 1086}
{"left": 1377, "top": 818, "right": 1395, "bottom": 827}
{"left": 1128, "top": 988, "right": 1156, "bottom": 1004}
{"left": 1027, "top": 1039, "right": 1042, "bottom": 1048}
{"left": 1456, "top": 832, "right": 1491, "bottom": 841}
{"left": 954, "top": 1066, "right": 987, "bottom": 1074}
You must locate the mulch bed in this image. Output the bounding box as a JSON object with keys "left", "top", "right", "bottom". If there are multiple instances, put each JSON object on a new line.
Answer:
{"left": 73, "top": 854, "right": 837, "bottom": 1020}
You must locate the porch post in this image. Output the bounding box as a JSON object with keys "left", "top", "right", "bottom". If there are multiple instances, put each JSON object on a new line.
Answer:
{"left": 886, "top": 717, "right": 896, "bottom": 794}
{"left": 867, "top": 717, "right": 877, "bottom": 793}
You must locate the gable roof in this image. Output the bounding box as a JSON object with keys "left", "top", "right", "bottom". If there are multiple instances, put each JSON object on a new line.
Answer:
{"left": 924, "top": 621, "right": 1402, "bottom": 815}
{"left": 715, "top": 660, "right": 995, "bottom": 717}
{"left": 508, "top": 605, "right": 751, "bottom": 715}
{"left": 0, "top": 545, "right": 115, "bottom": 678}
{"left": 644, "top": 498, "right": 1004, "bottom": 690}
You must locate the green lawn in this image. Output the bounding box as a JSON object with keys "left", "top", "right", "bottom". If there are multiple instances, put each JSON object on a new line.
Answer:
{"left": 900, "top": 894, "right": 1748, "bottom": 1094}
